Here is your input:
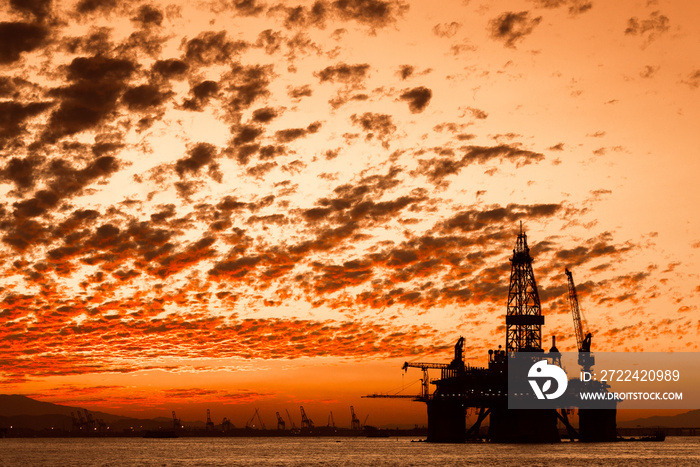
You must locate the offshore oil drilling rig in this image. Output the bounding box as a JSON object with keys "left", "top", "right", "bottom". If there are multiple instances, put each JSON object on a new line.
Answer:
{"left": 366, "top": 225, "right": 617, "bottom": 442}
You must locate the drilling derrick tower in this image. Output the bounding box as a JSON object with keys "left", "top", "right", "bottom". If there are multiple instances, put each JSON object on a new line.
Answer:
{"left": 506, "top": 224, "right": 544, "bottom": 352}
{"left": 364, "top": 227, "right": 609, "bottom": 443}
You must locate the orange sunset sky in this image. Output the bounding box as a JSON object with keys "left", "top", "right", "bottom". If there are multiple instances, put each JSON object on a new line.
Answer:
{"left": 0, "top": 0, "right": 699, "bottom": 427}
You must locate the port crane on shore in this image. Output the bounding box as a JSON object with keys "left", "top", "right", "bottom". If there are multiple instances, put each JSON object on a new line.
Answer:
{"left": 221, "top": 417, "right": 233, "bottom": 431}
{"left": 350, "top": 406, "right": 361, "bottom": 430}
{"left": 276, "top": 412, "right": 286, "bottom": 430}
{"left": 246, "top": 408, "right": 266, "bottom": 429}
{"left": 206, "top": 409, "right": 215, "bottom": 431}
{"left": 300, "top": 406, "right": 314, "bottom": 429}
{"left": 285, "top": 409, "right": 296, "bottom": 429}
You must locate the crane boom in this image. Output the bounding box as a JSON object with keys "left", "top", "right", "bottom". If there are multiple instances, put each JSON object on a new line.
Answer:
{"left": 565, "top": 268, "right": 591, "bottom": 352}
{"left": 565, "top": 269, "right": 594, "bottom": 372}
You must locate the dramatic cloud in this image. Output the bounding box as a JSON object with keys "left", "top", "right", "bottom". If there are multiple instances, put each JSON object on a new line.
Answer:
{"left": 489, "top": 11, "right": 542, "bottom": 48}
{"left": 316, "top": 63, "right": 371, "bottom": 84}
{"left": 625, "top": 11, "right": 670, "bottom": 43}
{"left": 0, "top": 22, "right": 50, "bottom": 64}
{"left": 399, "top": 86, "right": 432, "bottom": 113}
{"left": 0, "top": 0, "right": 695, "bottom": 421}
{"left": 532, "top": 0, "right": 592, "bottom": 15}
{"left": 415, "top": 144, "right": 545, "bottom": 184}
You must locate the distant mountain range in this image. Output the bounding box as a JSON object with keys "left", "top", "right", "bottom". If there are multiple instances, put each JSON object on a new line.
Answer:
{"left": 3, "top": 394, "right": 699, "bottom": 433}
{"left": 618, "top": 409, "right": 700, "bottom": 428}
{"left": 0, "top": 394, "right": 200, "bottom": 432}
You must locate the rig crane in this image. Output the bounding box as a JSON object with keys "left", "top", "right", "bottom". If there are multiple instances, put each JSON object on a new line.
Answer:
{"left": 206, "top": 409, "right": 215, "bottom": 431}
{"left": 300, "top": 406, "right": 314, "bottom": 429}
{"left": 327, "top": 411, "right": 335, "bottom": 428}
{"left": 350, "top": 406, "right": 361, "bottom": 430}
{"left": 565, "top": 268, "right": 594, "bottom": 371}
{"left": 276, "top": 412, "right": 286, "bottom": 430}
{"left": 172, "top": 411, "right": 181, "bottom": 430}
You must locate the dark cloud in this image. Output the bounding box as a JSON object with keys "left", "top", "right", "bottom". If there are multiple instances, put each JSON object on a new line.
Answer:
{"left": 251, "top": 107, "right": 279, "bottom": 123}
{"left": 276, "top": 3, "right": 327, "bottom": 29}
{"left": 184, "top": 31, "right": 248, "bottom": 66}
{"left": 61, "top": 27, "right": 113, "bottom": 55}
{"left": 182, "top": 80, "right": 219, "bottom": 111}
{"left": 415, "top": 144, "right": 545, "bottom": 184}
{"left": 230, "top": 0, "right": 267, "bottom": 17}
{"left": 682, "top": 70, "right": 700, "bottom": 89}
{"left": 255, "top": 29, "right": 282, "bottom": 55}
{"left": 0, "top": 76, "right": 32, "bottom": 98}
{"left": 399, "top": 86, "right": 432, "bottom": 113}
{"left": 76, "top": 0, "right": 118, "bottom": 15}
{"left": 10, "top": 0, "right": 53, "bottom": 21}
{"left": 44, "top": 55, "right": 136, "bottom": 141}
{"left": 532, "top": 0, "right": 592, "bottom": 15}
{"left": 432, "top": 22, "right": 460, "bottom": 38}
{"left": 552, "top": 234, "right": 634, "bottom": 269}
{"left": 0, "top": 22, "right": 50, "bottom": 64}
{"left": 151, "top": 59, "right": 189, "bottom": 80}
{"left": 464, "top": 107, "right": 488, "bottom": 119}
{"left": 331, "top": 0, "right": 407, "bottom": 28}
{"left": 440, "top": 204, "right": 562, "bottom": 234}
{"left": 397, "top": 65, "right": 413, "bottom": 80}
{"left": 316, "top": 63, "right": 370, "bottom": 84}
{"left": 122, "top": 84, "right": 173, "bottom": 111}
{"left": 5, "top": 155, "right": 120, "bottom": 232}
{"left": 0, "top": 155, "right": 44, "bottom": 190}
{"left": 231, "top": 124, "right": 264, "bottom": 146}
{"left": 259, "top": 145, "right": 286, "bottom": 160}
{"left": 489, "top": 11, "right": 542, "bottom": 48}
{"left": 131, "top": 5, "right": 164, "bottom": 27}
{"left": 222, "top": 64, "right": 273, "bottom": 113}
{"left": 350, "top": 112, "right": 396, "bottom": 147}
{"left": 639, "top": 65, "right": 659, "bottom": 79}
{"left": 175, "top": 143, "right": 219, "bottom": 179}
{"left": 0, "top": 101, "right": 53, "bottom": 143}
{"left": 275, "top": 122, "right": 321, "bottom": 143}
{"left": 549, "top": 142, "right": 564, "bottom": 151}
{"left": 288, "top": 84, "right": 313, "bottom": 100}
{"left": 625, "top": 11, "right": 669, "bottom": 43}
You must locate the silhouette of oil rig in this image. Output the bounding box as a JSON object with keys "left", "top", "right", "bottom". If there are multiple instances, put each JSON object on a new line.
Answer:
{"left": 366, "top": 225, "right": 617, "bottom": 442}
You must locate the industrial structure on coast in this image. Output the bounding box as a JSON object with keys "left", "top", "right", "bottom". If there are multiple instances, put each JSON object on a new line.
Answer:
{"left": 366, "top": 225, "right": 618, "bottom": 442}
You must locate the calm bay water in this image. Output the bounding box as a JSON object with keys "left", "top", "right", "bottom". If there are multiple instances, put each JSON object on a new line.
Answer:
{"left": 1, "top": 437, "right": 699, "bottom": 466}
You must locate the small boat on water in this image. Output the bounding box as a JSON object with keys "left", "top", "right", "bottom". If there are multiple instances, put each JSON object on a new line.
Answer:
{"left": 618, "top": 431, "right": 665, "bottom": 442}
